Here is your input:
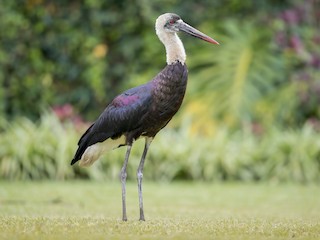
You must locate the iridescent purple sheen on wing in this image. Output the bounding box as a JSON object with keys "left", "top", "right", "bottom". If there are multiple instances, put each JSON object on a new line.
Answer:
{"left": 113, "top": 95, "right": 140, "bottom": 107}
{"left": 71, "top": 61, "right": 187, "bottom": 165}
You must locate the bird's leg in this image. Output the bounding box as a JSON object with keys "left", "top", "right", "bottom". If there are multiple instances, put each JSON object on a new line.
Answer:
{"left": 137, "top": 137, "right": 152, "bottom": 221}
{"left": 120, "top": 144, "right": 132, "bottom": 221}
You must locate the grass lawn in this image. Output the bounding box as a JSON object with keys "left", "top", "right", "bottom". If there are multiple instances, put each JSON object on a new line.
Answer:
{"left": 0, "top": 181, "right": 319, "bottom": 239}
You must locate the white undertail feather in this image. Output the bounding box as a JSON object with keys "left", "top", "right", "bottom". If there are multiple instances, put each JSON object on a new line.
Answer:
{"left": 79, "top": 136, "right": 126, "bottom": 167}
{"left": 156, "top": 15, "right": 186, "bottom": 65}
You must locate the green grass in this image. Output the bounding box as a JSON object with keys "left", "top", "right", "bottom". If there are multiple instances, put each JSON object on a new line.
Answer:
{"left": 0, "top": 181, "right": 320, "bottom": 239}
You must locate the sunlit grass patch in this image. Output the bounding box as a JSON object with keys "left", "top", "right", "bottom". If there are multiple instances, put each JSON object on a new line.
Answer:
{"left": 0, "top": 181, "right": 319, "bottom": 239}
{"left": 1, "top": 216, "right": 319, "bottom": 240}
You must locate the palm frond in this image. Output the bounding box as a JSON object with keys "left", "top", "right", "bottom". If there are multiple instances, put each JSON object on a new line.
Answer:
{"left": 185, "top": 20, "right": 288, "bottom": 130}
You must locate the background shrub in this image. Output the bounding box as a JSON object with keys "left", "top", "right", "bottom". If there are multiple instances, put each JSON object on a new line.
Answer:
{"left": 1, "top": 113, "right": 319, "bottom": 183}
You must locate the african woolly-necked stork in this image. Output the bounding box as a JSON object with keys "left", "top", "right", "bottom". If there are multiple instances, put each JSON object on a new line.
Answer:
{"left": 71, "top": 13, "right": 219, "bottom": 221}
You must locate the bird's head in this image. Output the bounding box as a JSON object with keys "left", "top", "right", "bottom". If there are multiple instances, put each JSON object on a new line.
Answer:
{"left": 155, "top": 13, "right": 219, "bottom": 45}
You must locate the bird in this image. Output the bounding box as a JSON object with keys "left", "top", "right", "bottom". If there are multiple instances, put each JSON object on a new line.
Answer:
{"left": 71, "top": 13, "right": 219, "bottom": 221}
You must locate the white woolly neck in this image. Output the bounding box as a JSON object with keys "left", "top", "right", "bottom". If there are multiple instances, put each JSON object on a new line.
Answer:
{"left": 155, "top": 21, "right": 186, "bottom": 65}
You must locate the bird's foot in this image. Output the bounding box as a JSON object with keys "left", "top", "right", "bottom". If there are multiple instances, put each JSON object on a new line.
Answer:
{"left": 139, "top": 215, "right": 145, "bottom": 221}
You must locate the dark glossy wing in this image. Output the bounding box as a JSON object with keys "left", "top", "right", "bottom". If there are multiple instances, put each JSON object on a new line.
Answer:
{"left": 71, "top": 83, "right": 153, "bottom": 165}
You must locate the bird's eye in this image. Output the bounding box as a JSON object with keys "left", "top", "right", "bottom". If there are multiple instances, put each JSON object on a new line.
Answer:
{"left": 169, "top": 19, "right": 175, "bottom": 25}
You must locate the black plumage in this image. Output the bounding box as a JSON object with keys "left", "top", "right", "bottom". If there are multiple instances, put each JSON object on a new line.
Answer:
{"left": 71, "top": 61, "right": 187, "bottom": 165}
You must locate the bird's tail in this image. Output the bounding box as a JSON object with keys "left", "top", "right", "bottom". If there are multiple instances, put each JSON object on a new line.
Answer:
{"left": 70, "top": 158, "right": 78, "bottom": 165}
{"left": 70, "top": 135, "right": 91, "bottom": 165}
{"left": 70, "top": 123, "right": 95, "bottom": 165}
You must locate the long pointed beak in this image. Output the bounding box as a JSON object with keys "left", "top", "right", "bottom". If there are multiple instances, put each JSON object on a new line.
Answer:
{"left": 177, "top": 21, "right": 219, "bottom": 45}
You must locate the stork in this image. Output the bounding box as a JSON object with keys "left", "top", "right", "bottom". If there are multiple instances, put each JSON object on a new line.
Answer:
{"left": 71, "top": 13, "right": 219, "bottom": 221}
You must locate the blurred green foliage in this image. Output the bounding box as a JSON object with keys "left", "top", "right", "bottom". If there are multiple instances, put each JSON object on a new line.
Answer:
{"left": 184, "top": 0, "right": 320, "bottom": 131}
{"left": 1, "top": 112, "right": 319, "bottom": 183}
{"left": 0, "top": 1, "right": 319, "bottom": 182}
{"left": 0, "top": 0, "right": 319, "bottom": 130}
